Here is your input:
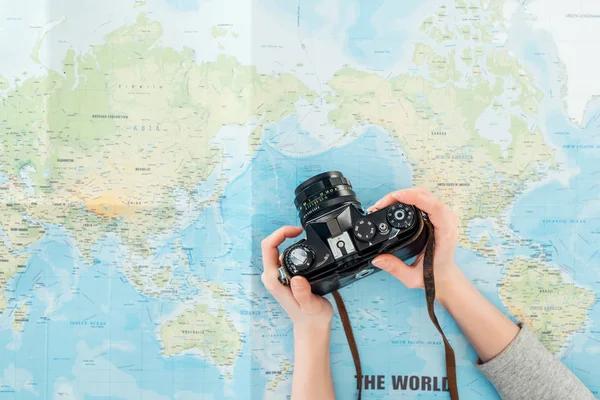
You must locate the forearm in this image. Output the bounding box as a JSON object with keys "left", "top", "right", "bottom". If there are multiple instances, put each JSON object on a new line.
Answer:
{"left": 437, "top": 266, "right": 594, "bottom": 399}
{"left": 291, "top": 325, "right": 335, "bottom": 400}
{"left": 436, "top": 266, "right": 519, "bottom": 362}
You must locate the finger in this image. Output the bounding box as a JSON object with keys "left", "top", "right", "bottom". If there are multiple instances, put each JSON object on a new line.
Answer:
{"left": 261, "top": 226, "right": 304, "bottom": 310}
{"left": 368, "top": 188, "right": 459, "bottom": 248}
{"left": 290, "top": 276, "right": 322, "bottom": 314}
{"left": 367, "top": 187, "right": 429, "bottom": 212}
{"left": 391, "top": 189, "right": 452, "bottom": 229}
{"left": 410, "top": 252, "right": 425, "bottom": 267}
{"left": 262, "top": 274, "right": 300, "bottom": 315}
{"left": 261, "top": 269, "right": 300, "bottom": 314}
{"left": 395, "top": 190, "right": 459, "bottom": 244}
{"left": 261, "top": 226, "right": 304, "bottom": 274}
{"left": 371, "top": 254, "right": 423, "bottom": 289}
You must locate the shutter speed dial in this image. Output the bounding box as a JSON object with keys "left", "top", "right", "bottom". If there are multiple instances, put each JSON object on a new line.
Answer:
{"left": 284, "top": 245, "right": 315, "bottom": 274}
{"left": 353, "top": 219, "right": 376, "bottom": 242}
{"left": 386, "top": 203, "right": 415, "bottom": 229}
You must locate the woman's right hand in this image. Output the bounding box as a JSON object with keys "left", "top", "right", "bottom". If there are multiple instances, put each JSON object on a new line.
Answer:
{"left": 368, "top": 187, "right": 462, "bottom": 299}
{"left": 261, "top": 226, "right": 333, "bottom": 331}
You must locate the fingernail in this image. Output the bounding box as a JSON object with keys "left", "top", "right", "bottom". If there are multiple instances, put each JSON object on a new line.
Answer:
{"left": 291, "top": 278, "right": 302, "bottom": 290}
{"left": 372, "top": 258, "right": 386, "bottom": 269}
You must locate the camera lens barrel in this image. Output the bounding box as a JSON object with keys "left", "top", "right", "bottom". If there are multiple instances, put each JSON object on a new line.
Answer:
{"left": 294, "top": 171, "right": 362, "bottom": 224}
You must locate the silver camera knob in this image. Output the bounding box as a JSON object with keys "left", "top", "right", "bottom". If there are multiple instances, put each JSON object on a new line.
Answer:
{"left": 285, "top": 245, "right": 314, "bottom": 273}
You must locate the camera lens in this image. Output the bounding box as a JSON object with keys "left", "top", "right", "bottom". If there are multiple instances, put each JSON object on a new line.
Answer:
{"left": 294, "top": 171, "right": 361, "bottom": 225}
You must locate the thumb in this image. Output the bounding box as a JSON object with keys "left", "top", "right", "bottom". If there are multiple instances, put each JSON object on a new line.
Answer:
{"left": 372, "top": 254, "right": 422, "bottom": 289}
{"left": 290, "top": 276, "right": 321, "bottom": 314}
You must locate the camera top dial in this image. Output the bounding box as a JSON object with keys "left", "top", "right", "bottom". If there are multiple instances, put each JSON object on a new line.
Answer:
{"left": 386, "top": 203, "right": 415, "bottom": 229}
{"left": 353, "top": 219, "right": 376, "bottom": 242}
{"left": 284, "top": 244, "right": 315, "bottom": 274}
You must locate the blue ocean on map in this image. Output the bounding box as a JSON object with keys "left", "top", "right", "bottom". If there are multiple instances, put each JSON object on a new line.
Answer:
{"left": 1, "top": 229, "right": 236, "bottom": 399}
{"left": 5, "top": 110, "right": 595, "bottom": 397}
{"left": 213, "top": 124, "right": 500, "bottom": 397}
{"left": 345, "top": 0, "right": 420, "bottom": 69}
{"left": 163, "top": 0, "right": 201, "bottom": 12}
{"left": 266, "top": 0, "right": 420, "bottom": 69}
{"left": 507, "top": 104, "right": 600, "bottom": 390}
{"left": 2, "top": 1, "right": 600, "bottom": 398}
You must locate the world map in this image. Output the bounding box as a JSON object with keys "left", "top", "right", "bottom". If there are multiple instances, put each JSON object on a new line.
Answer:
{"left": 0, "top": 0, "right": 599, "bottom": 398}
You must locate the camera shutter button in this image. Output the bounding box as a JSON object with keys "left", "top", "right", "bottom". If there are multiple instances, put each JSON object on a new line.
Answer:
{"left": 378, "top": 222, "right": 390, "bottom": 235}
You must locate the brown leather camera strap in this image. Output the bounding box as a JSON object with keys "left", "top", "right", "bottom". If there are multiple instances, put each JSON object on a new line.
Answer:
{"left": 333, "top": 219, "right": 459, "bottom": 400}
{"left": 422, "top": 219, "right": 459, "bottom": 399}
{"left": 332, "top": 290, "right": 362, "bottom": 400}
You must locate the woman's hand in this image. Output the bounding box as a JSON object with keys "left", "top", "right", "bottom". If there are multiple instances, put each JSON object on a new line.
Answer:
{"left": 261, "top": 226, "right": 333, "bottom": 330}
{"left": 261, "top": 226, "right": 337, "bottom": 400}
{"left": 369, "top": 187, "right": 461, "bottom": 299}
{"left": 369, "top": 187, "right": 522, "bottom": 364}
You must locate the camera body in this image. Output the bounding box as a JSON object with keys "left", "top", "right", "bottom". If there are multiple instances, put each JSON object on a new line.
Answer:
{"left": 278, "top": 171, "right": 430, "bottom": 296}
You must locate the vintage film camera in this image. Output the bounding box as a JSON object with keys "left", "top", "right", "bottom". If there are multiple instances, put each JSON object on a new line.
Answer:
{"left": 278, "top": 171, "right": 431, "bottom": 295}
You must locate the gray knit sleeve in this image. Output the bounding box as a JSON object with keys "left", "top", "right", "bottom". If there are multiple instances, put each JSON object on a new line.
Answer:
{"left": 476, "top": 324, "right": 595, "bottom": 399}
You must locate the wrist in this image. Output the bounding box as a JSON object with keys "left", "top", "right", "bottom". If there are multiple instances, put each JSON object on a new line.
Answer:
{"left": 293, "top": 320, "right": 331, "bottom": 339}
{"left": 434, "top": 264, "right": 469, "bottom": 307}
